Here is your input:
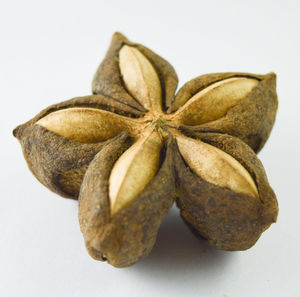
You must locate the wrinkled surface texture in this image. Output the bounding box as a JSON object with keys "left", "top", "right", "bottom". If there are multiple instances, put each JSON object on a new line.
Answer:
{"left": 14, "top": 32, "right": 278, "bottom": 267}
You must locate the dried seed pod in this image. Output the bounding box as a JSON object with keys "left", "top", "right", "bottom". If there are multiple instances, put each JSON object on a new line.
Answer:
{"left": 176, "top": 134, "right": 259, "bottom": 198}
{"left": 119, "top": 45, "right": 162, "bottom": 112}
{"left": 14, "top": 124, "right": 106, "bottom": 198}
{"left": 79, "top": 137, "right": 175, "bottom": 267}
{"left": 92, "top": 32, "right": 178, "bottom": 111}
{"left": 36, "top": 107, "right": 136, "bottom": 143}
{"left": 173, "top": 72, "right": 278, "bottom": 153}
{"left": 174, "top": 133, "right": 278, "bottom": 250}
{"left": 14, "top": 32, "right": 278, "bottom": 266}
{"left": 108, "top": 131, "right": 163, "bottom": 215}
{"left": 172, "top": 77, "right": 259, "bottom": 125}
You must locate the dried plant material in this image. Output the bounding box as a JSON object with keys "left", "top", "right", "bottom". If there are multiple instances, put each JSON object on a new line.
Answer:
{"left": 14, "top": 124, "right": 107, "bottom": 198}
{"left": 109, "top": 131, "right": 162, "bottom": 215}
{"left": 175, "top": 133, "right": 278, "bottom": 251}
{"left": 175, "top": 72, "right": 277, "bottom": 153}
{"left": 172, "top": 78, "right": 258, "bottom": 125}
{"left": 14, "top": 32, "right": 278, "bottom": 267}
{"left": 79, "top": 137, "right": 175, "bottom": 267}
{"left": 37, "top": 107, "right": 136, "bottom": 143}
{"left": 176, "top": 135, "right": 258, "bottom": 198}
{"left": 57, "top": 165, "right": 89, "bottom": 197}
{"left": 119, "top": 45, "right": 162, "bottom": 112}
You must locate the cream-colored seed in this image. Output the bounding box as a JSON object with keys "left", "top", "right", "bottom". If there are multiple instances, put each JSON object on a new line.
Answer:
{"left": 176, "top": 135, "right": 259, "bottom": 198}
{"left": 119, "top": 45, "right": 162, "bottom": 112}
{"left": 36, "top": 107, "right": 134, "bottom": 143}
{"left": 172, "top": 78, "right": 259, "bottom": 125}
{"left": 109, "top": 131, "right": 162, "bottom": 215}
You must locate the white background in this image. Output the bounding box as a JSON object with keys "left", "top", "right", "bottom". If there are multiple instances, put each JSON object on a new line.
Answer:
{"left": 1, "top": 1, "right": 299, "bottom": 296}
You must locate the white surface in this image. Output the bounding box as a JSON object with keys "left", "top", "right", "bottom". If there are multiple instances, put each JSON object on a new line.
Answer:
{"left": 1, "top": 1, "right": 299, "bottom": 296}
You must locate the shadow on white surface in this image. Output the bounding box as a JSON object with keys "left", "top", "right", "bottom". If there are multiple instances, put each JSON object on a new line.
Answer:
{"left": 130, "top": 207, "right": 236, "bottom": 283}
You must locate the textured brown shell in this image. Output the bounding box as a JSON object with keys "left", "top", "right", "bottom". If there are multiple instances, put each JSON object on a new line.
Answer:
{"left": 12, "top": 92, "right": 145, "bottom": 199}
{"left": 14, "top": 124, "right": 120, "bottom": 198}
{"left": 13, "top": 32, "right": 279, "bottom": 266}
{"left": 79, "top": 136, "right": 176, "bottom": 267}
{"left": 175, "top": 132, "right": 278, "bottom": 250}
{"left": 13, "top": 94, "right": 143, "bottom": 139}
{"left": 177, "top": 73, "right": 278, "bottom": 153}
{"left": 92, "top": 32, "right": 178, "bottom": 112}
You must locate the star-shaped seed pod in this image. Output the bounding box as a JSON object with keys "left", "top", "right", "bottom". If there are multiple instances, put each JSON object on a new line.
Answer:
{"left": 14, "top": 33, "right": 278, "bottom": 267}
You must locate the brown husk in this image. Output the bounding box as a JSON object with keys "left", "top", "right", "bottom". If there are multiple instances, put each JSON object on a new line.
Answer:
{"left": 13, "top": 94, "right": 143, "bottom": 140}
{"left": 174, "top": 132, "right": 278, "bottom": 250}
{"left": 79, "top": 136, "right": 176, "bottom": 267}
{"left": 92, "top": 32, "right": 178, "bottom": 112}
{"left": 13, "top": 32, "right": 279, "bottom": 266}
{"left": 15, "top": 125, "right": 127, "bottom": 199}
{"left": 176, "top": 72, "right": 278, "bottom": 153}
